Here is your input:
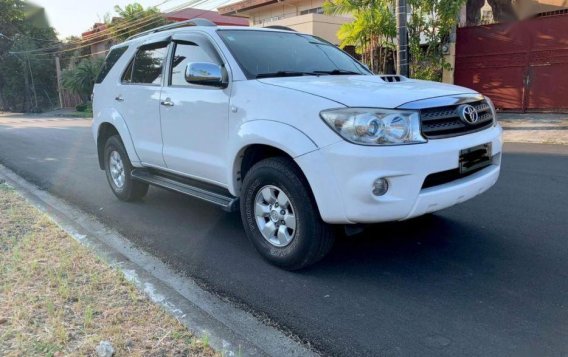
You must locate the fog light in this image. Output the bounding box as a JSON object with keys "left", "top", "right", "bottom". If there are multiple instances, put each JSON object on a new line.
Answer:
{"left": 372, "top": 178, "right": 389, "bottom": 196}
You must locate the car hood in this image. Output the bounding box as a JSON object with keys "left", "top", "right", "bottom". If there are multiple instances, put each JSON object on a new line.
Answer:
{"left": 257, "top": 75, "right": 478, "bottom": 108}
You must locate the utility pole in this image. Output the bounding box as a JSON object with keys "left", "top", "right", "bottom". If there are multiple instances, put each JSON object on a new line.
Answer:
{"left": 396, "top": 0, "right": 409, "bottom": 77}
{"left": 55, "top": 56, "right": 64, "bottom": 108}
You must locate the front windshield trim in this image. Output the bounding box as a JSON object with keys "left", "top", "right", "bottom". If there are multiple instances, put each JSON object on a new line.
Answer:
{"left": 216, "top": 29, "right": 372, "bottom": 80}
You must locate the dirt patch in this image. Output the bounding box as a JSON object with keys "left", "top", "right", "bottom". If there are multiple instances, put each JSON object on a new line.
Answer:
{"left": 0, "top": 183, "right": 218, "bottom": 357}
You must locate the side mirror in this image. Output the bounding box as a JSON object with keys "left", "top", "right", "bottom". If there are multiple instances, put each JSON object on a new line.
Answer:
{"left": 185, "top": 62, "right": 227, "bottom": 88}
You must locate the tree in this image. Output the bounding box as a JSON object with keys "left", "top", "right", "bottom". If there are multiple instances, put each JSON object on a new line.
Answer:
{"left": 0, "top": 0, "right": 59, "bottom": 112}
{"left": 324, "top": 0, "right": 396, "bottom": 73}
{"left": 324, "top": 0, "right": 466, "bottom": 80}
{"left": 466, "top": 0, "right": 516, "bottom": 25}
{"left": 61, "top": 57, "right": 104, "bottom": 104}
{"left": 108, "top": 2, "right": 169, "bottom": 41}
{"left": 407, "top": 0, "right": 467, "bottom": 81}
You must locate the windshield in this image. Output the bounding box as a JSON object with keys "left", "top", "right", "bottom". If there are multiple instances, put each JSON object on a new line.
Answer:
{"left": 217, "top": 30, "right": 372, "bottom": 79}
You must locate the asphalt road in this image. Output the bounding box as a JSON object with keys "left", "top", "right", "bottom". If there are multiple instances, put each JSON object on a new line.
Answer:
{"left": 1, "top": 116, "right": 567, "bottom": 356}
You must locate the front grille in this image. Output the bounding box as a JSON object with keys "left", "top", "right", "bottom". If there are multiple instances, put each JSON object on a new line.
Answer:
{"left": 420, "top": 100, "right": 494, "bottom": 139}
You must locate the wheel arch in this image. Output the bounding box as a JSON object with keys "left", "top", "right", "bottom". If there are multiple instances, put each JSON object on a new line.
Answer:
{"left": 96, "top": 123, "right": 119, "bottom": 169}
{"left": 94, "top": 109, "right": 141, "bottom": 170}
{"left": 228, "top": 120, "right": 318, "bottom": 196}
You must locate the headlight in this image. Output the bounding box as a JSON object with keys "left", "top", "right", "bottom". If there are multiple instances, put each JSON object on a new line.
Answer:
{"left": 320, "top": 108, "right": 426, "bottom": 145}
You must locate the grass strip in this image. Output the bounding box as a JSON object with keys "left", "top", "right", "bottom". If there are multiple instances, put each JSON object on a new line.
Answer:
{"left": 0, "top": 183, "right": 218, "bottom": 357}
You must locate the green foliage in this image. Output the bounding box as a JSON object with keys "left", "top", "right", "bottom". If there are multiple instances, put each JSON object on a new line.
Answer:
{"left": 61, "top": 57, "right": 104, "bottom": 103}
{"left": 324, "top": 0, "right": 396, "bottom": 73}
{"left": 75, "top": 102, "right": 92, "bottom": 112}
{"left": 108, "top": 2, "right": 169, "bottom": 41}
{"left": 0, "top": 0, "right": 59, "bottom": 112}
{"left": 325, "top": 0, "right": 466, "bottom": 80}
{"left": 407, "top": 0, "right": 467, "bottom": 81}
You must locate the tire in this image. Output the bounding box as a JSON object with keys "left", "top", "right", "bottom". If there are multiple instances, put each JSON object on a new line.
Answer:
{"left": 240, "top": 157, "right": 335, "bottom": 270}
{"left": 103, "top": 135, "right": 148, "bottom": 201}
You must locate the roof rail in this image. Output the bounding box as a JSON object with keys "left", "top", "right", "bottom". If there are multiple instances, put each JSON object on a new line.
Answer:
{"left": 127, "top": 18, "right": 216, "bottom": 40}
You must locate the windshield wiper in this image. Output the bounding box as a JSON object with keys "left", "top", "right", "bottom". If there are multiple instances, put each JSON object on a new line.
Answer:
{"left": 312, "top": 69, "right": 361, "bottom": 75}
{"left": 255, "top": 71, "right": 319, "bottom": 79}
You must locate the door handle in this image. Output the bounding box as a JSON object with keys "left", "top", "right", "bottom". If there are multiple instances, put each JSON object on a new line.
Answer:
{"left": 115, "top": 95, "right": 124, "bottom": 102}
{"left": 161, "top": 98, "right": 174, "bottom": 107}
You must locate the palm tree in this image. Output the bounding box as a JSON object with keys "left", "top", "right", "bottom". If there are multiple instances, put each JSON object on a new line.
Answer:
{"left": 323, "top": 0, "right": 396, "bottom": 73}
{"left": 61, "top": 57, "right": 104, "bottom": 104}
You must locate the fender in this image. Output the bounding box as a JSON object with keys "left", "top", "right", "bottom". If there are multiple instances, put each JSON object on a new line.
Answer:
{"left": 227, "top": 120, "right": 318, "bottom": 195}
{"left": 93, "top": 107, "right": 142, "bottom": 167}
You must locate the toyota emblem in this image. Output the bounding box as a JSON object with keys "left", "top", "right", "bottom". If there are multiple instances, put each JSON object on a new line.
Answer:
{"left": 458, "top": 104, "right": 479, "bottom": 125}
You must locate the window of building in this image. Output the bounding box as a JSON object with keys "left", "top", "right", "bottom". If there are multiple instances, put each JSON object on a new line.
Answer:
{"left": 300, "top": 7, "right": 324, "bottom": 15}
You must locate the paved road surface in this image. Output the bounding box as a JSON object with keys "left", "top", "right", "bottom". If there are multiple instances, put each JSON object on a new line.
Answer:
{"left": 1, "top": 116, "right": 567, "bottom": 356}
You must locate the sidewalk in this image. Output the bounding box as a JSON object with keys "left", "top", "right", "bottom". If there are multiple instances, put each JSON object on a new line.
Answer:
{"left": 497, "top": 112, "right": 568, "bottom": 145}
{"left": 0, "top": 108, "right": 91, "bottom": 119}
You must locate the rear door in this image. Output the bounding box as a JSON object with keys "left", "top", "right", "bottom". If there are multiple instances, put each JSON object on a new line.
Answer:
{"left": 159, "top": 33, "right": 230, "bottom": 185}
{"left": 117, "top": 39, "right": 169, "bottom": 166}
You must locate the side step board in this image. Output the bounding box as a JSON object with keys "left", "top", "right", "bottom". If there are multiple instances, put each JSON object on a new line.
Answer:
{"left": 131, "top": 169, "right": 239, "bottom": 212}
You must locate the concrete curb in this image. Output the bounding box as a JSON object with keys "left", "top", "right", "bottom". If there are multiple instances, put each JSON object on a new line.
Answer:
{"left": 0, "top": 164, "right": 317, "bottom": 357}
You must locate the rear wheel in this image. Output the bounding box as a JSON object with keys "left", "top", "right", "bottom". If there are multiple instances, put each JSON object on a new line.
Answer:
{"left": 240, "top": 157, "right": 335, "bottom": 270}
{"left": 103, "top": 135, "right": 148, "bottom": 201}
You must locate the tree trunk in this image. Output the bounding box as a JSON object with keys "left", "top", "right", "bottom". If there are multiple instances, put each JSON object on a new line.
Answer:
{"left": 467, "top": 0, "right": 516, "bottom": 25}
{"left": 466, "top": 0, "right": 484, "bottom": 25}
{"left": 488, "top": 0, "right": 517, "bottom": 22}
{"left": 22, "top": 61, "right": 30, "bottom": 112}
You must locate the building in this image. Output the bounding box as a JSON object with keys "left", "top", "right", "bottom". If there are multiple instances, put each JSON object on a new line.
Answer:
{"left": 217, "top": 0, "right": 352, "bottom": 44}
{"left": 167, "top": 7, "right": 248, "bottom": 26}
{"left": 81, "top": 23, "right": 112, "bottom": 58}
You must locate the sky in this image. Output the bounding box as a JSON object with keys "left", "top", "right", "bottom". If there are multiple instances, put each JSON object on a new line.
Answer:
{"left": 33, "top": 0, "right": 236, "bottom": 39}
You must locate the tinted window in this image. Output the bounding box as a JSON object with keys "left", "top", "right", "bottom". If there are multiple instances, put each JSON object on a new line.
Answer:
{"left": 170, "top": 41, "right": 221, "bottom": 86}
{"left": 96, "top": 46, "right": 128, "bottom": 84}
{"left": 217, "top": 30, "right": 370, "bottom": 79}
{"left": 123, "top": 42, "right": 168, "bottom": 85}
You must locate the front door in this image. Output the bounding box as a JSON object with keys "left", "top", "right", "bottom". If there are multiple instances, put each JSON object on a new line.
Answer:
{"left": 160, "top": 34, "right": 230, "bottom": 185}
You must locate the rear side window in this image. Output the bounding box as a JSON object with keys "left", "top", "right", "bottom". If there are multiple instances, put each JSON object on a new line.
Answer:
{"left": 95, "top": 46, "right": 128, "bottom": 84}
{"left": 122, "top": 42, "right": 168, "bottom": 85}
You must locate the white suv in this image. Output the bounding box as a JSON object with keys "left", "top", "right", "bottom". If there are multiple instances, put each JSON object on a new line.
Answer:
{"left": 92, "top": 20, "right": 502, "bottom": 270}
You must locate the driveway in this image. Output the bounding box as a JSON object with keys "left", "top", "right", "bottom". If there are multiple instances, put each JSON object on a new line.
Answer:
{"left": 1, "top": 115, "right": 567, "bottom": 356}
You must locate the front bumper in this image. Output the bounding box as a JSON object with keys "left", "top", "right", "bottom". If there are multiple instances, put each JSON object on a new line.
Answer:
{"left": 296, "top": 125, "right": 503, "bottom": 224}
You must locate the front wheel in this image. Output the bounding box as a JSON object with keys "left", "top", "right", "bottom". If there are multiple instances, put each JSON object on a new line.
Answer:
{"left": 240, "top": 157, "right": 335, "bottom": 270}
{"left": 103, "top": 135, "right": 148, "bottom": 201}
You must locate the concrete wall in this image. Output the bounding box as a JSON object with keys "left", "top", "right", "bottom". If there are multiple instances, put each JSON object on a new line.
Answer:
{"left": 239, "top": 0, "right": 352, "bottom": 43}
{"left": 249, "top": 0, "right": 326, "bottom": 24}
{"left": 251, "top": 13, "right": 351, "bottom": 43}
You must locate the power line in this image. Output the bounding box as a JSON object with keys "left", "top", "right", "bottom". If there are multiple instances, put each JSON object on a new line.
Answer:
{"left": 9, "top": 0, "right": 206, "bottom": 56}
{"left": 81, "top": 0, "right": 177, "bottom": 42}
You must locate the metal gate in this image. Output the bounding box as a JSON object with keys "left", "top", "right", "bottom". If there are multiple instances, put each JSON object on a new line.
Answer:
{"left": 454, "top": 13, "right": 568, "bottom": 112}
